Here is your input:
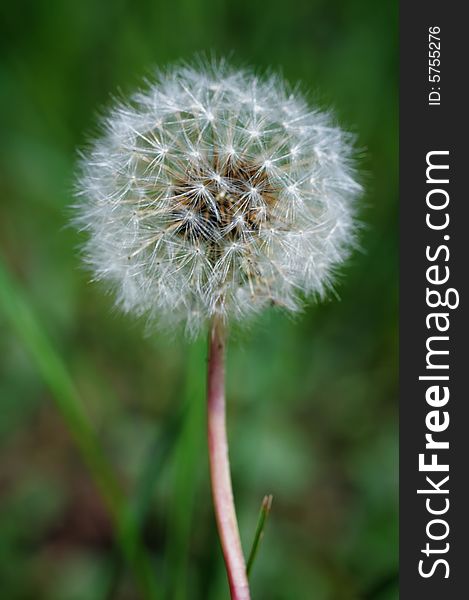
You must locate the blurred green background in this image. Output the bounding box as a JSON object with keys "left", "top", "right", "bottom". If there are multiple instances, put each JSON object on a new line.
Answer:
{"left": 0, "top": 0, "right": 397, "bottom": 599}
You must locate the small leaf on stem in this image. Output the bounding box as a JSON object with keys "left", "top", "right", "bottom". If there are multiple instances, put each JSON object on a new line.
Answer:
{"left": 247, "top": 495, "right": 273, "bottom": 577}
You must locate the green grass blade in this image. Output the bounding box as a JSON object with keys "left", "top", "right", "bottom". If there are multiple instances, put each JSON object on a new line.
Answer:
{"left": 0, "top": 258, "right": 160, "bottom": 600}
{"left": 246, "top": 495, "right": 273, "bottom": 577}
{"left": 131, "top": 405, "right": 183, "bottom": 532}
{"left": 164, "top": 338, "right": 206, "bottom": 600}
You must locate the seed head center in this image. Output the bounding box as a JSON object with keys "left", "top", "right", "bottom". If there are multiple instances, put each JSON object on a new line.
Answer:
{"left": 171, "top": 156, "right": 278, "bottom": 242}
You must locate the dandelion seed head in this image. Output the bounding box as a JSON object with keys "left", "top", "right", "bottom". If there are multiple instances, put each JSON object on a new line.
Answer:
{"left": 74, "top": 60, "right": 362, "bottom": 335}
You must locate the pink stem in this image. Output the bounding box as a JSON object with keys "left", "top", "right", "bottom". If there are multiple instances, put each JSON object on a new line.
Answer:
{"left": 207, "top": 318, "right": 251, "bottom": 600}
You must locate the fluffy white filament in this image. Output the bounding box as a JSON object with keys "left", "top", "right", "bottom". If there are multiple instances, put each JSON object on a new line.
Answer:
{"left": 75, "top": 60, "right": 362, "bottom": 335}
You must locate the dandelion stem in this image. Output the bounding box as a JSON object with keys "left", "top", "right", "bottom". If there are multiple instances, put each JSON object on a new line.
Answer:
{"left": 207, "top": 318, "right": 250, "bottom": 600}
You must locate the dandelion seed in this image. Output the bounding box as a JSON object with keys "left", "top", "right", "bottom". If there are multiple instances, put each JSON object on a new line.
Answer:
{"left": 74, "top": 60, "right": 361, "bottom": 337}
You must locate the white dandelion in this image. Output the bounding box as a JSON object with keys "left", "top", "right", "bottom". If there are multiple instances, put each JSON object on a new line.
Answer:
{"left": 73, "top": 59, "right": 362, "bottom": 600}
{"left": 75, "top": 60, "right": 361, "bottom": 337}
